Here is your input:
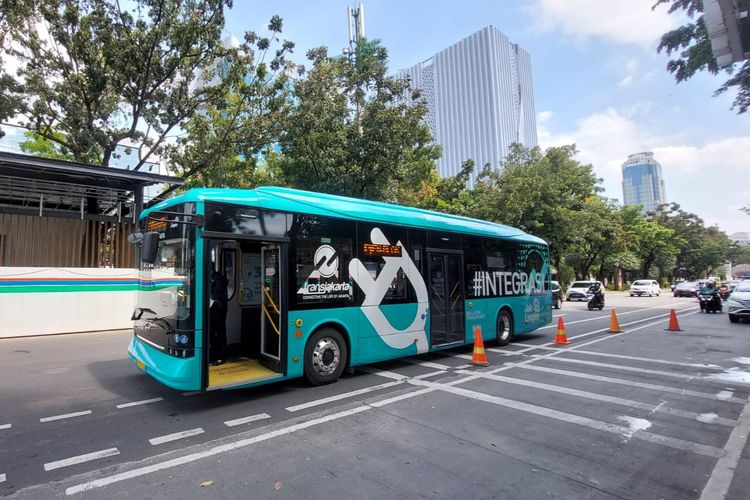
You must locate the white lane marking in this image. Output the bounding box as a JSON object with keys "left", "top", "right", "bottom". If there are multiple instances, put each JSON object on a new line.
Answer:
{"left": 400, "top": 359, "right": 452, "bottom": 370}
{"left": 512, "top": 343, "right": 722, "bottom": 370}
{"left": 538, "top": 301, "right": 688, "bottom": 330}
{"left": 116, "top": 397, "right": 164, "bottom": 409}
{"left": 408, "top": 378, "right": 722, "bottom": 457}
{"left": 44, "top": 448, "right": 120, "bottom": 471}
{"left": 149, "top": 428, "right": 205, "bottom": 445}
{"left": 66, "top": 386, "right": 439, "bottom": 496}
{"left": 552, "top": 313, "right": 566, "bottom": 317}
{"left": 60, "top": 308, "right": 701, "bottom": 494}
{"left": 40, "top": 410, "right": 92, "bottom": 423}
{"left": 458, "top": 370, "right": 737, "bottom": 427}
{"left": 286, "top": 381, "right": 403, "bottom": 412}
{"left": 66, "top": 405, "right": 372, "bottom": 495}
{"left": 453, "top": 353, "right": 472, "bottom": 360}
{"left": 0, "top": 473, "right": 5, "bottom": 483}
{"left": 224, "top": 413, "right": 271, "bottom": 427}
{"left": 543, "top": 357, "right": 745, "bottom": 386}
{"left": 699, "top": 396, "right": 750, "bottom": 500}
{"left": 487, "top": 345, "right": 541, "bottom": 356}
{"left": 0, "top": 423, "right": 10, "bottom": 430}
{"left": 515, "top": 364, "right": 747, "bottom": 404}
{"left": 457, "top": 310, "right": 702, "bottom": 388}
{"left": 358, "top": 368, "right": 409, "bottom": 380}
{"left": 412, "top": 370, "right": 448, "bottom": 380}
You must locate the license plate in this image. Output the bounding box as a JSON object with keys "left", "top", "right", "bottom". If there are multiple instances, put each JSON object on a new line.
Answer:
{"left": 136, "top": 359, "right": 145, "bottom": 371}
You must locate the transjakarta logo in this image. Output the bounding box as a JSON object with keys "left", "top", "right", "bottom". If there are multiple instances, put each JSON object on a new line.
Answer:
{"left": 472, "top": 270, "right": 544, "bottom": 297}
{"left": 350, "top": 228, "right": 429, "bottom": 354}
{"left": 314, "top": 244, "right": 338, "bottom": 278}
{"left": 299, "top": 282, "right": 351, "bottom": 295}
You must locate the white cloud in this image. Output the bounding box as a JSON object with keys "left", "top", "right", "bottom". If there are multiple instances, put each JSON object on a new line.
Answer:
{"left": 537, "top": 109, "right": 750, "bottom": 234}
{"left": 528, "top": 0, "right": 683, "bottom": 48}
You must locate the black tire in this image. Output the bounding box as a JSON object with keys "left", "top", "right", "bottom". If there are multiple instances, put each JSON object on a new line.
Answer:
{"left": 587, "top": 302, "right": 593, "bottom": 311}
{"left": 304, "top": 328, "right": 348, "bottom": 386}
{"left": 730, "top": 314, "right": 739, "bottom": 323}
{"left": 495, "top": 309, "right": 514, "bottom": 346}
{"left": 598, "top": 305, "right": 604, "bottom": 311}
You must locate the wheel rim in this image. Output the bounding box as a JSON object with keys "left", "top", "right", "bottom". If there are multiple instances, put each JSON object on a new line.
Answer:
{"left": 311, "top": 338, "right": 340, "bottom": 377}
{"left": 498, "top": 316, "right": 511, "bottom": 341}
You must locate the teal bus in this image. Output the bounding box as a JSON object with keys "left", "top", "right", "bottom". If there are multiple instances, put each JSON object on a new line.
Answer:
{"left": 128, "top": 186, "right": 552, "bottom": 391}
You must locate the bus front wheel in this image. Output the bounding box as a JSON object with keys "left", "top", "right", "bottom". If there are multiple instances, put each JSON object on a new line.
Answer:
{"left": 495, "top": 310, "right": 514, "bottom": 347}
{"left": 304, "top": 328, "right": 348, "bottom": 386}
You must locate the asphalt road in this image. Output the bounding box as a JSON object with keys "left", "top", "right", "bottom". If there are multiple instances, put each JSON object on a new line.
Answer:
{"left": 2, "top": 293, "right": 750, "bottom": 499}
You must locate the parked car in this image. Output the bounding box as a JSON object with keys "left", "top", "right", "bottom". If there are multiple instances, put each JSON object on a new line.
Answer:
{"left": 673, "top": 281, "right": 699, "bottom": 297}
{"left": 566, "top": 281, "right": 602, "bottom": 301}
{"left": 727, "top": 281, "right": 750, "bottom": 323}
{"left": 551, "top": 281, "right": 562, "bottom": 309}
{"left": 629, "top": 279, "right": 661, "bottom": 297}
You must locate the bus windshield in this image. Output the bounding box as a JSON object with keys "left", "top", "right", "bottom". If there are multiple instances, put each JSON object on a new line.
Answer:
{"left": 136, "top": 235, "right": 192, "bottom": 321}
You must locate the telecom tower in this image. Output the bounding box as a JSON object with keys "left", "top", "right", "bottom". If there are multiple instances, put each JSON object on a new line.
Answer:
{"left": 344, "top": 3, "right": 366, "bottom": 63}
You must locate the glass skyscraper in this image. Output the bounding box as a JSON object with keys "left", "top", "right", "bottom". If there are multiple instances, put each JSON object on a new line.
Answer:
{"left": 396, "top": 26, "right": 538, "bottom": 184}
{"left": 621, "top": 152, "right": 667, "bottom": 213}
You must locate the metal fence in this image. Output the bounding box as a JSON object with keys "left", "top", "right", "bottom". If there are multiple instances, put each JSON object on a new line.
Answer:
{"left": 0, "top": 213, "right": 135, "bottom": 268}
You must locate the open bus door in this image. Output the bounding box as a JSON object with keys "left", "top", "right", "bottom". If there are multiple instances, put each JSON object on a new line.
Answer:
{"left": 205, "top": 239, "right": 286, "bottom": 390}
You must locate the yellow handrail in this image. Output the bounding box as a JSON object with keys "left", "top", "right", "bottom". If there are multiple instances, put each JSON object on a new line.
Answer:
{"left": 262, "top": 304, "right": 281, "bottom": 336}
{"left": 263, "top": 286, "right": 280, "bottom": 314}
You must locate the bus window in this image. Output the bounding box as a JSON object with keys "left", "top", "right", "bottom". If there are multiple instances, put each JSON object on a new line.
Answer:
{"left": 357, "top": 224, "right": 413, "bottom": 304}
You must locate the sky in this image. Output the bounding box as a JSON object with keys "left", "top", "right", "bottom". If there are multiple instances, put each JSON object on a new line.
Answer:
{"left": 228, "top": 0, "right": 750, "bottom": 235}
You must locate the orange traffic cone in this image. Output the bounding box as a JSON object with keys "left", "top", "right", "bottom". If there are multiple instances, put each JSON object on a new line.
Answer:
{"left": 666, "top": 309, "right": 682, "bottom": 331}
{"left": 469, "top": 325, "right": 490, "bottom": 367}
{"left": 608, "top": 309, "right": 623, "bottom": 333}
{"left": 554, "top": 317, "right": 570, "bottom": 345}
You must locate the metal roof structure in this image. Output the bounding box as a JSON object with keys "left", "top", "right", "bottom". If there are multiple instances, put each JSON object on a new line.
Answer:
{"left": 0, "top": 151, "right": 183, "bottom": 222}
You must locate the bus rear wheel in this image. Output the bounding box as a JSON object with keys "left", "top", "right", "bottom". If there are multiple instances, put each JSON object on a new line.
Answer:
{"left": 304, "top": 328, "right": 348, "bottom": 386}
{"left": 495, "top": 310, "right": 514, "bottom": 346}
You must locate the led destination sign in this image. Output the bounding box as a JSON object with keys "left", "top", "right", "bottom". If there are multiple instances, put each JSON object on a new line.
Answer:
{"left": 362, "top": 243, "right": 402, "bottom": 257}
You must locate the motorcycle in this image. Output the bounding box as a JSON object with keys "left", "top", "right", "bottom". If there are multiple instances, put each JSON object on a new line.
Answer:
{"left": 586, "top": 289, "right": 605, "bottom": 311}
{"left": 698, "top": 292, "right": 722, "bottom": 313}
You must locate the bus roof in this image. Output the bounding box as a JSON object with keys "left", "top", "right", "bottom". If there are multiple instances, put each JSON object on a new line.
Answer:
{"left": 144, "top": 186, "right": 546, "bottom": 244}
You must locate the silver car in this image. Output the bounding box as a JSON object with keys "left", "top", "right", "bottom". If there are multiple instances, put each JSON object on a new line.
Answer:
{"left": 727, "top": 281, "right": 750, "bottom": 323}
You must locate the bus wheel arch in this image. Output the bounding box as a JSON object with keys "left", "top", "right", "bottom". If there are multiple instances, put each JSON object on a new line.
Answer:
{"left": 495, "top": 307, "right": 514, "bottom": 346}
{"left": 303, "top": 324, "right": 350, "bottom": 386}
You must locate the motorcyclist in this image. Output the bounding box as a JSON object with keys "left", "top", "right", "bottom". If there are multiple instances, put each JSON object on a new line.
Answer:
{"left": 587, "top": 282, "right": 604, "bottom": 309}
{"left": 699, "top": 280, "right": 720, "bottom": 297}
{"left": 698, "top": 280, "right": 721, "bottom": 313}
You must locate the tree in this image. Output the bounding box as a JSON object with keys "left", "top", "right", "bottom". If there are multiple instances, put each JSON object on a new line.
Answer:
{"left": 163, "top": 16, "right": 296, "bottom": 196}
{"left": 655, "top": 0, "right": 750, "bottom": 113}
{"left": 469, "top": 144, "right": 602, "bottom": 272}
{"left": 1, "top": 0, "right": 270, "bottom": 169}
{"left": 278, "top": 41, "right": 441, "bottom": 202}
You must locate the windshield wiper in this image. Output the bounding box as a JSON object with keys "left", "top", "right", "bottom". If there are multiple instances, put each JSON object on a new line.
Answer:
{"left": 132, "top": 307, "right": 157, "bottom": 320}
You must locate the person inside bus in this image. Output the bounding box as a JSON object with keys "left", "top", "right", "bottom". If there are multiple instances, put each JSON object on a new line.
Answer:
{"left": 210, "top": 266, "right": 228, "bottom": 366}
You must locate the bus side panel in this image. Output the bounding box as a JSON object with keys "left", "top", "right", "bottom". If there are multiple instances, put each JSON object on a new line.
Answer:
{"left": 465, "top": 294, "right": 552, "bottom": 342}
{"left": 128, "top": 337, "right": 202, "bottom": 391}
{"left": 285, "top": 307, "right": 361, "bottom": 379}
{"left": 356, "top": 302, "right": 422, "bottom": 365}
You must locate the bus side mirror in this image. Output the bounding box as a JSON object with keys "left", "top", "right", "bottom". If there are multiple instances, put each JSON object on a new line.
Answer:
{"left": 141, "top": 231, "right": 160, "bottom": 264}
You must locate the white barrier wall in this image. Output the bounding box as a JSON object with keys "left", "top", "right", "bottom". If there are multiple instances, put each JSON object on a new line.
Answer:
{"left": 0, "top": 267, "right": 137, "bottom": 338}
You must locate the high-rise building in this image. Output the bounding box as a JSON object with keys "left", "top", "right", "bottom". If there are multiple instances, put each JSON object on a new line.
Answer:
{"left": 621, "top": 152, "right": 667, "bottom": 213}
{"left": 397, "top": 26, "right": 537, "bottom": 182}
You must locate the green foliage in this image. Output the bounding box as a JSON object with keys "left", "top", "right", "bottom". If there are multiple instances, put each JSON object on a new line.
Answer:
{"left": 468, "top": 144, "right": 601, "bottom": 270}
{"left": 0, "top": 0, "right": 247, "bottom": 165}
{"left": 19, "top": 129, "right": 102, "bottom": 163}
{"left": 278, "top": 40, "right": 441, "bottom": 202}
{"left": 164, "top": 15, "right": 296, "bottom": 195}
{"left": 655, "top": 0, "right": 750, "bottom": 113}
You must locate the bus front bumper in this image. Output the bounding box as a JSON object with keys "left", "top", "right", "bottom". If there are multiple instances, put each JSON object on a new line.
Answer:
{"left": 128, "top": 336, "right": 202, "bottom": 392}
